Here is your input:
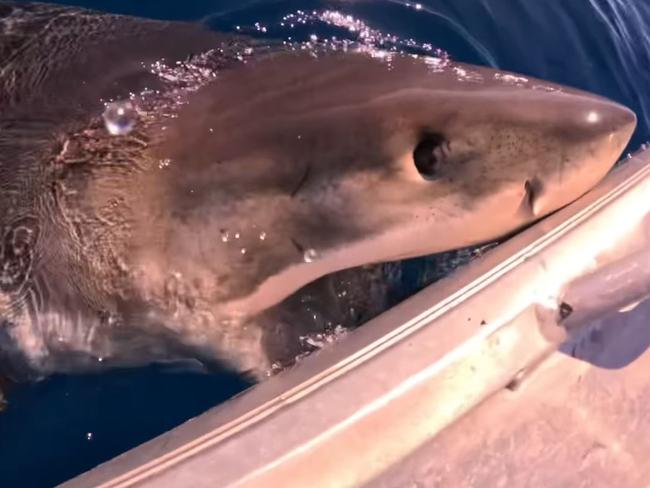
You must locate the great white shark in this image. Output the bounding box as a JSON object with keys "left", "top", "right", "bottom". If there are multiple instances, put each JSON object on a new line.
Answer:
{"left": 0, "top": 2, "right": 636, "bottom": 382}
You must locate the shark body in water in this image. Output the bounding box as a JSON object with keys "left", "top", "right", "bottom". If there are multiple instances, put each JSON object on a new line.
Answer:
{"left": 0, "top": 2, "right": 636, "bottom": 386}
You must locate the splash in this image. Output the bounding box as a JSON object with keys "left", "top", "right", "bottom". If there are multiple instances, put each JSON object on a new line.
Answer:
{"left": 227, "top": 7, "right": 449, "bottom": 64}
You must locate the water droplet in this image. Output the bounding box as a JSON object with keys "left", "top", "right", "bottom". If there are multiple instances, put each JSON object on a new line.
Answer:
{"left": 234, "top": 233, "right": 240, "bottom": 239}
{"left": 303, "top": 248, "right": 318, "bottom": 263}
{"left": 259, "top": 232, "right": 267, "bottom": 240}
{"left": 240, "top": 248, "right": 247, "bottom": 255}
{"left": 102, "top": 100, "right": 138, "bottom": 135}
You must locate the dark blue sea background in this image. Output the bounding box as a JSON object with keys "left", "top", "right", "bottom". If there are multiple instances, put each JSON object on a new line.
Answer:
{"left": 1, "top": 1, "right": 649, "bottom": 487}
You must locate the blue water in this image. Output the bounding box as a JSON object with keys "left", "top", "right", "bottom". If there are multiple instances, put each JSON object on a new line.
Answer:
{"left": 2, "top": 1, "right": 650, "bottom": 487}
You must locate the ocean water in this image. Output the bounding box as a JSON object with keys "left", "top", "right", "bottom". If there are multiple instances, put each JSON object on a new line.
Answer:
{"left": 1, "top": 1, "right": 649, "bottom": 487}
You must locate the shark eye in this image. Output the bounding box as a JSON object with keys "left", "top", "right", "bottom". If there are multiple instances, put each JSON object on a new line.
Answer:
{"left": 413, "top": 132, "right": 448, "bottom": 180}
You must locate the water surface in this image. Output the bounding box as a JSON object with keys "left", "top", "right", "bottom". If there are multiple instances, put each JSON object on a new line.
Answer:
{"left": 2, "top": 1, "right": 649, "bottom": 486}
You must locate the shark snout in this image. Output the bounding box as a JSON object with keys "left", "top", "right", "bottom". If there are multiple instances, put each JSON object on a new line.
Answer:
{"left": 525, "top": 96, "right": 636, "bottom": 217}
{"left": 560, "top": 94, "right": 637, "bottom": 148}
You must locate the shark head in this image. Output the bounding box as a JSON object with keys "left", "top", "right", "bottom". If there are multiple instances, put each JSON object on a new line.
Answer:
{"left": 141, "top": 50, "right": 635, "bottom": 324}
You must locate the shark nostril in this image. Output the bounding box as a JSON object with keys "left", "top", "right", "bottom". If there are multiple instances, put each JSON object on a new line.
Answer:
{"left": 413, "top": 132, "right": 448, "bottom": 180}
{"left": 523, "top": 177, "right": 544, "bottom": 214}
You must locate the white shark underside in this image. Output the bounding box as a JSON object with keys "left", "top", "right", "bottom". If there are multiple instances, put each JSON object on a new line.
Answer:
{"left": 0, "top": 2, "right": 636, "bottom": 380}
